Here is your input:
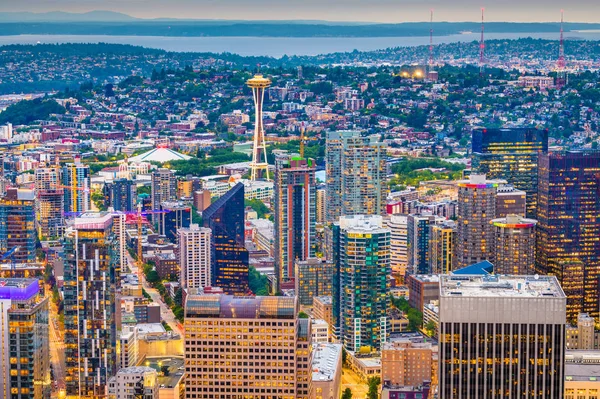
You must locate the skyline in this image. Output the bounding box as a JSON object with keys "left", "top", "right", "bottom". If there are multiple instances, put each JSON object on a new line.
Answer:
{"left": 1, "top": 1, "right": 599, "bottom": 23}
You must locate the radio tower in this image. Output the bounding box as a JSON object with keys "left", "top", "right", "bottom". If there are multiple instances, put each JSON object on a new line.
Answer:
{"left": 428, "top": 10, "right": 434, "bottom": 73}
{"left": 479, "top": 7, "right": 485, "bottom": 76}
{"left": 556, "top": 10, "right": 566, "bottom": 88}
{"left": 247, "top": 74, "right": 272, "bottom": 181}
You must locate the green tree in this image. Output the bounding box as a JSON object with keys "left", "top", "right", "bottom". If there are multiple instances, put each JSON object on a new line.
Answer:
{"left": 425, "top": 320, "right": 436, "bottom": 337}
{"left": 298, "top": 311, "right": 309, "bottom": 319}
{"left": 367, "top": 376, "right": 381, "bottom": 399}
{"left": 146, "top": 270, "right": 160, "bottom": 284}
{"left": 342, "top": 388, "right": 353, "bottom": 399}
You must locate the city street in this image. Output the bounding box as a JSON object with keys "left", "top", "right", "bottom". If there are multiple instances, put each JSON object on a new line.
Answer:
{"left": 47, "top": 285, "right": 66, "bottom": 398}
{"left": 341, "top": 366, "right": 369, "bottom": 398}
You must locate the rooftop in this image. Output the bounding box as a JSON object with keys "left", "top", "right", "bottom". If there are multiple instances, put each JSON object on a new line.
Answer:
{"left": 143, "top": 357, "right": 185, "bottom": 389}
{"left": 339, "top": 215, "right": 388, "bottom": 234}
{"left": 312, "top": 343, "right": 342, "bottom": 382}
{"left": 185, "top": 294, "right": 297, "bottom": 319}
{"left": 128, "top": 147, "right": 191, "bottom": 163}
{"left": 314, "top": 296, "right": 332, "bottom": 305}
{"left": 0, "top": 278, "right": 39, "bottom": 301}
{"left": 440, "top": 275, "right": 565, "bottom": 299}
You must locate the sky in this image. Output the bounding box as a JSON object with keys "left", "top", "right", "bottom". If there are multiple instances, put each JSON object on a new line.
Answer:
{"left": 1, "top": 0, "right": 599, "bottom": 23}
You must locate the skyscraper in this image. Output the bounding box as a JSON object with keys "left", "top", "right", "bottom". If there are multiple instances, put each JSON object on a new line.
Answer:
{"left": 536, "top": 151, "right": 600, "bottom": 321}
{"left": 429, "top": 220, "right": 457, "bottom": 275}
{"left": 62, "top": 160, "right": 91, "bottom": 213}
{"left": 495, "top": 184, "right": 527, "bottom": 218}
{"left": 274, "top": 153, "right": 316, "bottom": 290}
{"left": 151, "top": 168, "right": 176, "bottom": 218}
{"left": 472, "top": 127, "right": 548, "bottom": 218}
{"left": 387, "top": 215, "right": 409, "bottom": 280}
{"left": 407, "top": 214, "right": 445, "bottom": 275}
{"left": 456, "top": 174, "right": 504, "bottom": 269}
{"left": 107, "top": 178, "right": 136, "bottom": 212}
{"left": 159, "top": 201, "right": 191, "bottom": 242}
{"left": 63, "top": 212, "right": 118, "bottom": 397}
{"left": 178, "top": 224, "right": 212, "bottom": 290}
{"left": 325, "top": 130, "right": 360, "bottom": 222}
{"left": 491, "top": 214, "right": 537, "bottom": 275}
{"left": 0, "top": 188, "right": 36, "bottom": 264}
{"left": 336, "top": 215, "right": 390, "bottom": 352}
{"left": 203, "top": 183, "right": 249, "bottom": 295}
{"left": 35, "top": 165, "right": 64, "bottom": 238}
{"left": 439, "top": 274, "right": 566, "bottom": 399}
{"left": 184, "top": 295, "right": 312, "bottom": 399}
{"left": 294, "top": 258, "right": 334, "bottom": 306}
{"left": 0, "top": 278, "right": 50, "bottom": 399}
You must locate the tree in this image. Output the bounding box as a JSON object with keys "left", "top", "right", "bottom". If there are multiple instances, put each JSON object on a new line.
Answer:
{"left": 425, "top": 320, "right": 436, "bottom": 337}
{"left": 146, "top": 270, "right": 160, "bottom": 284}
{"left": 367, "top": 376, "right": 381, "bottom": 399}
{"left": 342, "top": 388, "right": 353, "bottom": 399}
{"left": 298, "top": 311, "right": 309, "bottom": 319}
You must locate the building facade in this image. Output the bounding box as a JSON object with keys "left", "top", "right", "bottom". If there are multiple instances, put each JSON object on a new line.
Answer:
{"left": 294, "top": 258, "right": 334, "bottom": 306}
{"left": 35, "top": 165, "right": 64, "bottom": 238}
{"left": 388, "top": 215, "right": 409, "bottom": 280}
{"left": 439, "top": 274, "right": 566, "bottom": 399}
{"left": 456, "top": 174, "right": 504, "bottom": 269}
{"left": 107, "top": 178, "right": 136, "bottom": 212}
{"left": 203, "top": 183, "right": 249, "bottom": 295}
{"left": 178, "top": 224, "right": 212, "bottom": 290}
{"left": 472, "top": 127, "right": 548, "bottom": 219}
{"left": 159, "top": 201, "right": 191, "bottom": 242}
{"left": 407, "top": 214, "right": 445, "bottom": 275}
{"left": 429, "top": 220, "right": 457, "bottom": 275}
{"left": 495, "top": 184, "right": 527, "bottom": 218}
{"left": 151, "top": 168, "right": 177, "bottom": 219}
{"left": 325, "top": 130, "right": 359, "bottom": 223}
{"left": 108, "top": 366, "right": 159, "bottom": 399}
{"left": 63, "top": 213, "right": 118, "bottom": 397}
{"left": 0, "top": 188, "right": 36, "bottom": 264}
{"left": 274, "top": 154, "right": 317, "bottom": 289}
{"left": 62, "top": 160, "right": 91, "bottom": 213}
{"left": 0, "top": 279, "right": 50, "bottom": 399}
{"left": 536, "top": 151, "right": 600, "bottom": 321}
{"left": 184, "top": 295, "right": 312, "bottom": 398}
{"left": 491, "top": 214, "right": 537, "bottom": 275}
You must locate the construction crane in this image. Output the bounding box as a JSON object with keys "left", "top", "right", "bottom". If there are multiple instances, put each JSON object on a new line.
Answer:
{"left": 0, "top": 246, "right": 19, "bottom": 276}
{"left": 300, "top": 122, "right": 306, "bottom": 158}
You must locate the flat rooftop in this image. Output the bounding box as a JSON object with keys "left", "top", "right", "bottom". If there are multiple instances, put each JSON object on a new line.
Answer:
{"left": 312, "top": 343, "right": 342, "bottom": 382}
{"left": 143, "top": 357, "right": 184, "bottom": 389}
{"left": 440, "top": 275, "right": 565, "bottom": 299}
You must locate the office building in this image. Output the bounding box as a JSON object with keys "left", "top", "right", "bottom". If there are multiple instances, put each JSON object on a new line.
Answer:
{"left": 381, "top": 337, "right": 437, "bottom": 387}
{"left": 62, "top": 160, "right": 91, "bottom": 213}
{"left": 536, "top": 151, "right": 600, "bottom": 321}
{"left": 0, "top": 278, "right": 50, "bottom": 399}
{"left": 107, "top": 178, "right": 136, "bottom": 212}
{"left": 491, "top": 214, "right": 537, "bottom": 275}
{"left": 326, "top": 131, "right": 386, "bottom": 221}
{"left": 274, "top": 154, "right": 317, "bottom": 289}
{"left": 35, "top": 165, "right": 64, "bottom": 239}
{"left": 151, "top": 168, "right": 176, "bottom": 220}
{"left": 184, "top": 295, "right": 312, "bottom": 398}
{"left": 193, "top": 190, "right": 211, "bottom": 212}
{"left": 63, "top": 212, "right": 118, "bottom": 397}
{"left": 159, "top": 201, "right": 191, "bottom": 242}
{"left": 456, "top": 174, "right": 504, "bottom": 269}
{"left": 295, "top": 258, "right": 334, "bottom": 306}
{"left": 152, "top": 253, "right": 179, "bottom": 280}
{"left": 472, "top": 127, "right": 548, "bottom": 218}
{"left": 203, "top": 183, "right": 249, "bottom": 295}
{"left": 108, "top": 366, "right": 159, "bottom": 399}
{"left": 439, "top": 274, "right": 566, "bottom": 399}
{"left": 178, "top": 224, "right": 211, "bottom": 290}
{"left": 313, "top": 296, "right": 333, "bottom": 329}
{"left": 0, "top": 188, "right": 36, "bottom": 264}
{"left": 337, "top": 215, "right": 390, "bottom": 352}
{"left": 565, "top": 350, "right": 600, "bottom": 399}
{"left": 406, "top": 274, "right": 440, "bottom": 313}
{"left": 496, "top": 184, "right": 527, "bottom": 218}
{"left": 118, "top": 326, "right": 139, "bottom": 370}
{"left": 429, "top": 220, "right": 457, "bottom": 275}
{"left": 312, "top": 343, "right": 342, "bottom": 399}
{"left": 388, "top": 215, "right": 408, "bottom": 280}
{"left": 407, "top": 214, "right": 445, "bottom": 275}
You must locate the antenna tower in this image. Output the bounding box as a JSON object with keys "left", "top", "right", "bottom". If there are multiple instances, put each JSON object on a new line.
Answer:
{"left": 429, "top": 9, "right": 434, "bottom": 71}
{"left": 479, "top": 8, "right": 485, "bottom": 76}
{"left": 556, "top": 10, "right": 567, "bottom": 88}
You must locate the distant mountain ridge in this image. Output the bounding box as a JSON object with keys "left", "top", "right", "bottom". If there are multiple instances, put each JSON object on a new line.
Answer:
{"left": 0, "top": 11, "right": 137, "bottom": 22}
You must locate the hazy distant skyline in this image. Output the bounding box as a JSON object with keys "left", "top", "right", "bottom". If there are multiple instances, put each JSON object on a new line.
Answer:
{"left": 1, "top": 0, "right": 599, "bottom": 23}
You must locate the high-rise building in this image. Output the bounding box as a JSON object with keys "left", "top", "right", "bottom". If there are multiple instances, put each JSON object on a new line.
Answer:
{"left": 178, "top": 224, "right": 211, "bottom": 290}
{"left": 407, "top": 214, "right": 445, "bottom": 275}
{"left": 472, "top": 127, "right": 548, "bottom": 218}
{"left": 62, "top": 160, "right": 91, "bottom": 213}
{"left": 388, "top": 215, "right": 408, "bottom": 280}
{"left": 184, "top": 295, "right": 312, "bottom": 398}
{"left": 536, "top": 151, "right": 600, "bottom": 321}
{"left": 108, "top": 366, "right": 159, "bottom": 399}
{"left": 325, "top": 130, "right": 359, "bottom": 222}
{"left": 107, "top": 178, "right": 136, "bottom": 212}
{"left": 335, "top": 215, "right": 390, "bottom": 352}
{"left": 274, "top": 154, "right": 316, "bottom": 289}
{"left": 495, "top": 184, "right": 527, "bottom": 218}
{"left": 203, "top": 183, "right": 249, "bottom": 295}
{"left": 456, "top": 174, "right": 504, "bottom": 269}
{"left": 151, "top": 168, "right": 176, "bottom": 220}
{"left": 316, "top": 187, "right": 326, "bottom": 224}
{"left": 429, "top": 220, "right": 457, "bottom": 275}
{"left": 193, "top": 190, "right": 211, "bottom": 212}
{"left": 325, "top": 131, "right": 387, "bottom": 221}
{"left": 0, "top": 278, "right": 50, "bottom": 399}
{"left": 117, "top": 326, "right": 139, "bottom": 370}
{"left": 0, "top": 188, "right": 36, "bottom": 264}
{"left": 294, "top": 258, "right": 334, "bottom": 306}
{"left": 63, "top": 212, "right": 118, "bottom": 396}
{"left": 35, "top": 165, "right": 64, "bottom": 238}
{"left": 491, "top": 214, "right": 537, "bottom": 275}
{"left": 159, "top": 201, "right": 191, "bottom": 242}
{"left": 439, "top": 274, "right": 566, "bottom": 399}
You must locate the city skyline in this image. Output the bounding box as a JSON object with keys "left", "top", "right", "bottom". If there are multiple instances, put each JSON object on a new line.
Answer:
{"left": 0, "top": 1, "right": 598, "bottom": 23}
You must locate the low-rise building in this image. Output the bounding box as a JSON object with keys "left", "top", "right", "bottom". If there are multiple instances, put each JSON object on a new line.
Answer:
{"left": 312, "top": 343, "right": 342, "bottom": 399}
{"left": 312, "top": 319, "right": 329, "bottom": 343}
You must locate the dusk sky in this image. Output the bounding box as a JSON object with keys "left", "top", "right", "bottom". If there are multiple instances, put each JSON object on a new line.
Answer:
{"left": 0, "top": 0, "right": 598, "bottom": 23}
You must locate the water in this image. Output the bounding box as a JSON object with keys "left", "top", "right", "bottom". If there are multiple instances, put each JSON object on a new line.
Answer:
{"left": 1, "top": 31, "right": 600, "bottom": 57}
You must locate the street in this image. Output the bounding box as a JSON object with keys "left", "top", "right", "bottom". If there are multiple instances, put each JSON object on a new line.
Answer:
{"left": 341, "top": 366, "right": 369, "bottom": 399}
{"left": 47, "top": 285, "right": 66, "bottom": 398}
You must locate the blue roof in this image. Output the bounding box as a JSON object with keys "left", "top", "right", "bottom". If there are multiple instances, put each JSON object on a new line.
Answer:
{"left": 452, "top": 260, "right": 494, "bottom": 276}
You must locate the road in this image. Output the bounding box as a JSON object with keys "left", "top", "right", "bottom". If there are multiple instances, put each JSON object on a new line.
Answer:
{"left": 341, "top": 366, "right": 369, "bottom": 399}
{"left": 47, "top": 285, "right": 66, "bottom": 398}
{"left": 125, "top": 252, "right": 183, "bottom": 336}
